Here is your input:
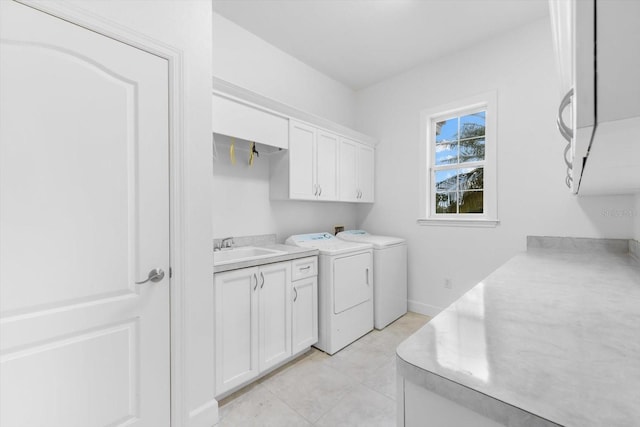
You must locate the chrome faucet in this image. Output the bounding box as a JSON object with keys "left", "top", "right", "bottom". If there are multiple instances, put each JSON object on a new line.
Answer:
{"left": 215, "top": 237, "right": 234, "bottom": 251}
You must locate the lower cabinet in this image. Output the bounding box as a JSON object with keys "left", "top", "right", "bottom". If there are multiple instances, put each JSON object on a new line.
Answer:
{"left": 215, "top": 257, "right": 317, "bottom": 397}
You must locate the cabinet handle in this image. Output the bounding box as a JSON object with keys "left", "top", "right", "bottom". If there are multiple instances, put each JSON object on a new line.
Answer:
{"left": 365, "top": 268, "right": 369, "bottom": 285}
{"left": 314, "top": 184, "right": 319, "bottom": 196}
{"left": 299, "top": 265, "right": 311, "bottom": 271}
{"left": 563, "top": 143, "right": 572, "bottom": 170}
{"left": 318, "top": 186, "right": 322, "bottom": 196}
{"left": 253, "top": 273, "right": 258, "bottom": 291}
{"left": 293, "top": 286, "right": 298, "bottom": 302}
{"left": 260, "top": 272, "right": 265, "bottom": 289}
{"left": 557, "top": 88, "right": 574, "bottom": 142}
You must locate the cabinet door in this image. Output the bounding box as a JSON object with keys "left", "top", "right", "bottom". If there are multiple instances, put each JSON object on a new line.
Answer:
{"left": 292, "top": 276, "right": 318, "bottom": 354}
{"left": 358, "top": 144, "right": 375, "bottom": 203}
{"left": 215, "top": 268, "right": 259, "bottom": 395}
{"left": 289, "top": 121, "right": 317, "bottom": 200}
{"left": 316, "top": 130, "right": 338, "bottom": 201}
{"left": 258, "top": 262, "right": 292, "bottom": 372}
{"left": 339, "top": 138, "right": 359, "bottom": 201}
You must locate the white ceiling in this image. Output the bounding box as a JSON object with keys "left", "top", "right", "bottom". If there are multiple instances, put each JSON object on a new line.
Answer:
{"left": 212, "top": 0, "right": 549, "bottom": 90}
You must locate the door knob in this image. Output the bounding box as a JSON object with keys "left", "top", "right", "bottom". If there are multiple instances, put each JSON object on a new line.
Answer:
{"left": 136, "top": 268, "right": 165, "bottom": 284}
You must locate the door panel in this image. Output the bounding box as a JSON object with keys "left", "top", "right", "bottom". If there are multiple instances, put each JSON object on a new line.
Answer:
{"left": 289, "top": 121, "right": 316, "bottom": 200}
{"left": 259, "top": 263, "right": 291, "bottom": 371}
{"left": 316, "top": 130, "right": 338, "bottom": 200}
{"left": 333, "top": 252, "right": 372, "bottom": 314}
{"left": 292, "top": 276, "right": 318, "bottom": 354}
{"left": 215, "top": 268, "right": 259, "bottom": 394}
{"left": 0, "top": 2, "right": 170, "bottom": 426}
{"left": 338, "top": 138, "right": 358, "bottom": 201}
{"left": 358, "top": 144, "right": 375, "bottom": 203}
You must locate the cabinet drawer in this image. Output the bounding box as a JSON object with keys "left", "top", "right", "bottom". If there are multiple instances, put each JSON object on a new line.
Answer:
{"left": 291, "top": 256, "right": 317, "bottom": 281}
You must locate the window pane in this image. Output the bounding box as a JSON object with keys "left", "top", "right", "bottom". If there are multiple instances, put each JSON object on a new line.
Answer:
{"left": 459, "top": 138, "right": 485, "bottom": 163}
{"left": 435, "top": 141, "right": 458, "bottom": 165}
{"left": 436, "top": 192, "right": 457, "bottom": 213}
{"left": 459, "top": 167, "right": 483, "bottom": 190}
{"left": 459, "top": 190, "right": 483, "bottom": 213}
{"left": 435, "top": 117, "right": 458, "bottom": 143}
{"left": 460, "top": 111, "right": 485, "bottom": 139}
{"left": 435, "top": 169, "right": 457, "bottom": 193}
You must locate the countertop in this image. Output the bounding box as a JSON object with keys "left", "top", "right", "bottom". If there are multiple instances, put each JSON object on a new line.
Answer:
{"left": 397, "top": 237, "right": 640, "bottom": 427}
{"left": 213, "top": 243, "right": 318, "bottom": 273}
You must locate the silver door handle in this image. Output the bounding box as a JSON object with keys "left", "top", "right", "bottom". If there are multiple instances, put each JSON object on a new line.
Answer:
{"left": 557, "top": 88, "right": 573, "bottom": 142}
{"left": 293, "top": 287, "right": 298, "bottom": 302}
{"left": 260, "top": 272, "right": 265, "bottom": 289}
{"left": 135, "top": 268, "right": 165, "bottom": 284}
{"left": 314, "top": 184, "right": 318, "bottom": 196}
{"left": 318, "top": 186, "right": 322, "bottom": 196}
{"left": 253, "top": 273, "right": 258, "bottom": 291}
{"left": 365, "top": 268, "right": 369, "bottom": 285}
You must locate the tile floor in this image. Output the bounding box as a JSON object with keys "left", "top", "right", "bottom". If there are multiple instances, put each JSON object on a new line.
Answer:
{"left": 218, "top": 312, "right": 431, "bottom": 427}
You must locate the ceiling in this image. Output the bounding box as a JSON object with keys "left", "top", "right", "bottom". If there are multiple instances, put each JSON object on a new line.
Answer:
{"left": 212, "top": 0, "right": 549, "bottom": 90}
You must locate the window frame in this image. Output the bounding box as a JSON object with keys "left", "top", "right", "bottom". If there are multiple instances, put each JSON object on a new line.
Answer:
{"left": 418, "top": 92, "right": 499, "bottom": 227}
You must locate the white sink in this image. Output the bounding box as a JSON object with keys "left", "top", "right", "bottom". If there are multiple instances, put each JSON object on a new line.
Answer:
{"left": 214, "top": 246, "right": 286, "bottom": 266}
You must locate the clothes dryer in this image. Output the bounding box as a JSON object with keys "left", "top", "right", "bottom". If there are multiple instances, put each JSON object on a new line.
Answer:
{"left": 337, "top": 230, "right": 407, "bottom": 329}
{"left": 286, "top": 233, "right": 373, "bottom": 354}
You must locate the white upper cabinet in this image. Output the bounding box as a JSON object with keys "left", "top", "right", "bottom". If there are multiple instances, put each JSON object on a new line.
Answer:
{"left": 285, "top": 121, "right": 338, "bottom": 201}
{"left": 339, "top": 138, "right": 375, "bottom": 203}
{"left": 550, "top": 0, "right": 640, "bottom": 195}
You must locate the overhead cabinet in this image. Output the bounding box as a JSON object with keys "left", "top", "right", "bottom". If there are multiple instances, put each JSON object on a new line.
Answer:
{"left": 286, "top": 121, "right": 338, "bottom": 201}
{"left": 338, "top": 138, "right": 375, "bottom": 203}
{"left": 213, "top": 92, "right": 289, "bottom": 149}
{"left": 550, "top": 0, "right": 640, "bottom": 195}
{"left": 271, "top": 120, "right": 375, "bottom": 203}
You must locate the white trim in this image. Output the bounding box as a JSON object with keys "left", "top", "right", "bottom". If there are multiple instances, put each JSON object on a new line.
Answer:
{"left": 419, "top": 91, "right": 498, "bottom": 224}
{"left": 188, "top": 399, "right": 220, "bottom": 427}
{"left": 15, "top": 1, "right": 212, "bottom": 426}
{"left": 408, "top": 300, "right": 443, "bottom": 318}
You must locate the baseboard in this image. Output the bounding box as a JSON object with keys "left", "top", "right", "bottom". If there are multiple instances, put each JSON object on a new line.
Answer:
{"left": 189, "top": 398, "right": 219, "bottom": 427}
{"left": 408, "top": 300, "right": 443, "bottom": 318}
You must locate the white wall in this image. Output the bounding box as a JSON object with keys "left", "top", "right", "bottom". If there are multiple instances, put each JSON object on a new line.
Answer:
{"left": 59, "top": 1, "right": 216, "bottom": 426}
{"left": 212, "top": 140, "right": 358, "bottom": 240}
{"left": 355, "top": 18, "right": 636, "bottom": 315}
{"left": 212, "top": 12, "right": 360, "bottom": 241}
{"left": 635, "top": 194, "right": 640, "bottom": 241}
{"left": 213, "top": 12, "right": 356, "bottom": 128}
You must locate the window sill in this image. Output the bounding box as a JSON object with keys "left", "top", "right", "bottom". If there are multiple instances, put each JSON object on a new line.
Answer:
{"left": 417, "top": 218, "right": 500, "bottom": 228}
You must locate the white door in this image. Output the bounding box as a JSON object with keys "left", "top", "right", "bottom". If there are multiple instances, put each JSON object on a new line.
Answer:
{"left": 288, "top": 121, "right": 316, "bottom": 200}
{"left": 358, "top": 144, "right": 375, "bottom": 203}
{"left": 338, "top": 138, "right": 359, "bottom": 202}
{"left": 316, "top": 130, "right": 338, "bottom": 201}
{"left": 0, "top": 2, "right": 170, "bottom": 426}
{"left": 214, "top": 268, "right": 259, "bottom": 395}
{"left": 258, "top": 263, "right": 292, "bottom": 372}
{"left": 292, "top": 276, "right": 318, "bottom": 354}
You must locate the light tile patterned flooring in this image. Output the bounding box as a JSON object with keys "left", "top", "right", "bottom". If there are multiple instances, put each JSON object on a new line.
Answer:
{"left": 218, "top": 312, "right": 431, "bottom": 427}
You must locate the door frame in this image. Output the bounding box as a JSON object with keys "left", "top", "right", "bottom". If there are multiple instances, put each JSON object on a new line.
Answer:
{"left": 9, "top": 1, "right": 197, "bottom": 425}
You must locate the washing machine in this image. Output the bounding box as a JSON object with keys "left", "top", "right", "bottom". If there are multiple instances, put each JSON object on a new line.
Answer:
{"left": 286, "top": 232, "right": 373, "bottom": 355}
{"left": 337, "top": 230, "right": 407, "bottom": 330}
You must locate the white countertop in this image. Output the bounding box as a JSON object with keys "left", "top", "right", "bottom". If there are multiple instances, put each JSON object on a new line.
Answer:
{"left": 213, "top": 243, "right": 318, "bottom": 273}
{"left": 397, "top": 239, "right": 640, "bottom": 426}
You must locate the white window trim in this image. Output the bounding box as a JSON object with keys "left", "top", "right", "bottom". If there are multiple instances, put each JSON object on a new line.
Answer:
{"left": 418, "top": 91, "right": 499, "bottom": 227}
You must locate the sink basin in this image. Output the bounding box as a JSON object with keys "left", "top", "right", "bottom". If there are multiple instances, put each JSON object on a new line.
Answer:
{"left": 214, "top": 246, "right": 286, "bottom": 266}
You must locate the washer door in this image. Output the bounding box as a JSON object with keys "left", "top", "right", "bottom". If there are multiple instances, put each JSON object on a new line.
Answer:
{"left": 333, "top": 252, "right": 372, "bottom": 314}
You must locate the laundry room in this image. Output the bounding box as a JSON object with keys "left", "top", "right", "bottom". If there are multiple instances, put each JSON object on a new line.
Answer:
{"left": 2, "top": 0, "right": 640, "bottom": 426}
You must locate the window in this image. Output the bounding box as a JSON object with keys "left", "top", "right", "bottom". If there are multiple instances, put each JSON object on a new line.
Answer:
{"left": 419, "top": 92, "right": 498, "bottom": 226}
